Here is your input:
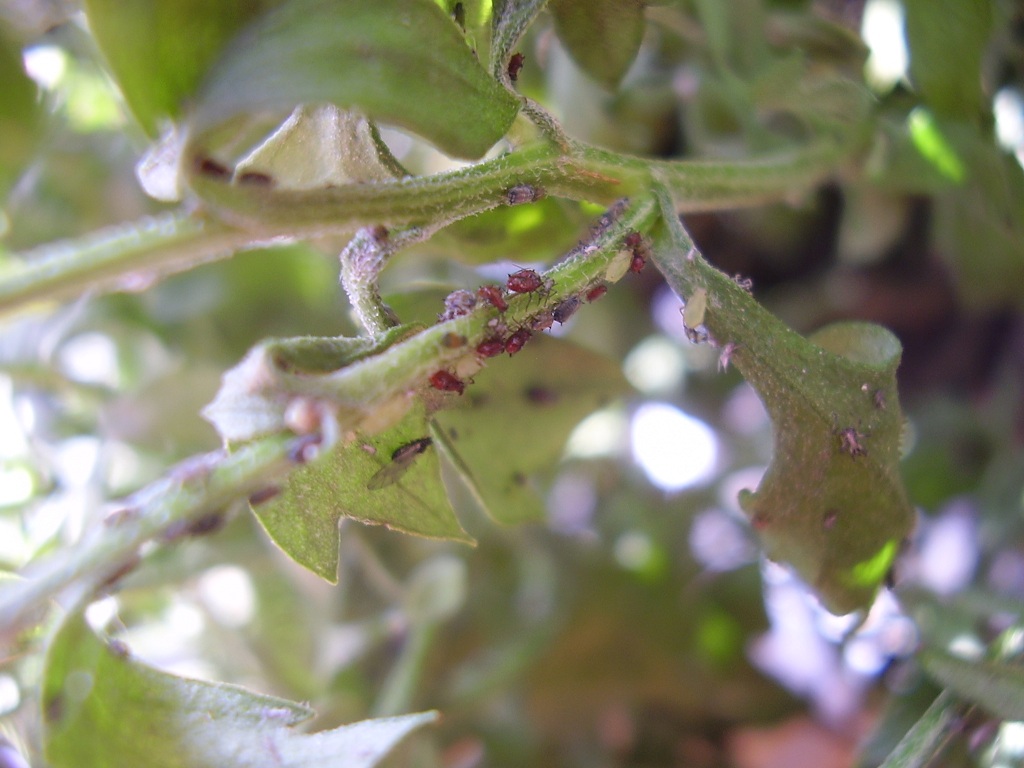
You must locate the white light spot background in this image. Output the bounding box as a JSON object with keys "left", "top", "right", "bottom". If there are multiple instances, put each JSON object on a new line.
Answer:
{"left": 861, "top": 0, "right": 909, "bottom": 92}
{"left": 630, "top": 402, "right": 719, "bottom": 492}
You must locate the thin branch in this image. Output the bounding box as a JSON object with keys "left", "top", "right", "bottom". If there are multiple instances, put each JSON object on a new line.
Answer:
{"left": 0, "top": 434, "right": 301, "bottom": 643}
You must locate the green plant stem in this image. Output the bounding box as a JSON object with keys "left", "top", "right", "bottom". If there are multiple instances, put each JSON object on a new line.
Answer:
{"left": 338, "top": 227, "right": 400, "bottom": 335}
{"left": 0, "top": 133, "right": 851, "bottom": 319}
{"left": 0, "top": 212, "right": 247, "bottom": 315}
{"left": 0, "top": 435, "right": 297, "bottom": 642}
{"left": 190, "top": 137, "right": 845, "bottom": 230}
{"left": 255, "top": 197, "right": 661, "bottom": 423}
{"left": 372, "top": 621, "right": 436, "bottom": 718}
{"left": 339, "top": 225, "right": 442, "bottom": 335}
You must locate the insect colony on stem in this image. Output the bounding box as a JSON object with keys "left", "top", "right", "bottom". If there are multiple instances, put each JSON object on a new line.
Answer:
{"left": 426, "top": 221, "right": 650, "bottom": 398}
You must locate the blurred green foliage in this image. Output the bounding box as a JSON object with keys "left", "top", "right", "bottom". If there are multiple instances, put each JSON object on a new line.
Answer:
{"left": 1, "top": 1, "right": 1023, "bottom": 767}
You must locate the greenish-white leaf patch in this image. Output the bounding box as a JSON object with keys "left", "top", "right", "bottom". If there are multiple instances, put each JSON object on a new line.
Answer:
{"left": 43, "top": 612, "right": 436, "bottom": 768}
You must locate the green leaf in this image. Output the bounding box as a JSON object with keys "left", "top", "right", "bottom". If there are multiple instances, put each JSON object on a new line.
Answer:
{"left": 736, "top": 321, "right": 913, "bottom": 614}
{"left": 490, "top": 0, "right": 550, "bottom": 78}
{"left": 433, "top": 335, "right": 632, "bottom": 525}
{"left": 549, "top": 0, "right": 645, "bottom": 89}
{"left": 919, "top": 648, "right": 1024, "bottom": 722}
{"left": 652, "top": 188, "right": 914, "bottom": 615}
{"left": 190, "top": 0, "right": 520, "bottom": 160}
{"left": 82, "top": 0, "right": 277, "bottom": 136}
{"left": 903, "top": 0, "right": 992, "bottom": 120}
{"left": 43, "top": 613, "right": 436, "bottom": 768}
{"left": 876, "top": 692, "right": 958, "bottom": 768}
{"left": 253, "top": 402, "right": 471, "bottom": 582}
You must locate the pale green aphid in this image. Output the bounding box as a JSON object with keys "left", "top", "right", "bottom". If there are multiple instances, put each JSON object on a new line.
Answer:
{"left": 682, "top": 287, "right": 707, "bottom": 329}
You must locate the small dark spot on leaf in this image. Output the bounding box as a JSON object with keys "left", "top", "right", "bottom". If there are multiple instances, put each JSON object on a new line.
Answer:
{"left": 525, "top": 385, "right": 559, "bottom": 406}
{"left": 44, "top": 694, "right": 63, "bottom": 724}
{"left": 161, "top": 511, "right": 225, "bottom": 542}
{"left": 249, "top": 485, "right": 282, "bottom": 507}
{"left": 194, "top": 155, "right": 231, "bottom": 180}
{"left": 236, "top": 171, "right": 275, "bottom": 187}
{"left": 441, "top": 332, "right": 467, "bottom": 349}
{"left": 823, "top": 509, "right": 839, "bottom": 530}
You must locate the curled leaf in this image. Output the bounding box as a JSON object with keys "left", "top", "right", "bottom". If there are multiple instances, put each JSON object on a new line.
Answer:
{"left": 653, "top": 187, "right": 914, "bottom": 614}
{"left": 189, "top": 0, "right": 520, "bottom": 159}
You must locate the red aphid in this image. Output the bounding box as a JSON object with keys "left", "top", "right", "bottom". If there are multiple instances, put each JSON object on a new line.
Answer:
{"left": 429, "top": 370, "right": 465, "bottom": 395}
{"left": 585, "top": 284, "right": 608, "bottom": 303}
{"left": 475, "top": 337, "right": 505, "bottom": 358}
{"left": 507, "top": 268, "right": 543, "bottom": 294}
{"left": 624, "top": 231, "right": 649, "bottom": 273}
{"left": 477, "top": 284, "right": 508, "bottom": 312}
{"left": 505, "top": 328, "right": 532, "bottom": 356}
{"left": 507, "top": 52, "right": 525, "bottom": 82}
